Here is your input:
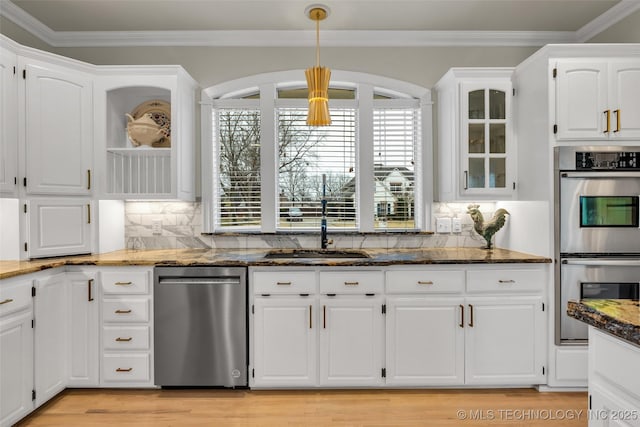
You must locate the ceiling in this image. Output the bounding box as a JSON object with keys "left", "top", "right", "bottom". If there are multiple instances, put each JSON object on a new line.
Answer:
{"left": 2, "top": 0, "right": 640, "bottom": 47}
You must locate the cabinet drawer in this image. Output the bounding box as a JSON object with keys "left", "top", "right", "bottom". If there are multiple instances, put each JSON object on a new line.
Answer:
{"left": 102, "top": 299, "right": 150, "bottom": 323}
{"left": 0, "top": 281, "right": 32, "bottom": 317}
{"left": 103, "top": 326, "right": 150, "bottom": 350}
{"left": 320, "top": 271, "right": 384, "bottom": 294}
{"left": 253, "top": 271, "right": 316, "bottom": 294}
{"left": 102, "top": 353, "right": 150, "bottom": 382}
{"left": 101, "top": 270, "right": 150, "bottom": 295}
{"left": 466, "top": 268, "right": 545, "bottom": 293}
{"left": 386, "top": 270, "right": 464, "bottom": 294}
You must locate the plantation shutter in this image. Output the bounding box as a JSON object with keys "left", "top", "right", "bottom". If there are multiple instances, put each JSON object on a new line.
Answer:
{"left": 373, "top": 107, "right": 420, "bottom": 230}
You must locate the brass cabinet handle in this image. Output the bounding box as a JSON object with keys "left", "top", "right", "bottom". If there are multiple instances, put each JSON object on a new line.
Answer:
{"left": 116, "top": 337, "right": 133, "bottom": 342}
{"left": 88, "top": 279, "right": 94, "bottom": 302}
{"left": 0, "top": 298, "right": 14, "bottom": 305}
{"left": 116, "top": 368, "right": 133, "bottom": 372}
{"left": 115, "top": 281, "right": 132, "bottom": 286}
{"left": 87, "top": 204, "right": 91, "bottom": 224}
{"left": 115, "top": 309, "right": 132, "bottom": 314}
{"left": 418, "top": 281, "right": 434, "bottom": 285}
{"left": 344, "top": 281, "right": 359, "bottom": 286}
{"left": 604, "top": 110, "right": 611, "bottom": 133}
{"left": 459, "top": 304, "right": 464, "bottom": 328}
{"left": 614, "top": 109, "right": 621, "bottom": 133}
{"left": 309, "top": 305, "right": 312, "bottom": 329}
{"left": 323, "top": 305, "right": 326, "bottom": 329}
{"left": 87, "top": 169, "right": 91, "bottom": 190}
{"left": 276, "top": 281, "right": 291, "bottom": 286}
{"left": 498, "top": 279, "right": 515, "bottom": 284}
{"left": 468, "top": 304, "right": 474, "bottom": 327}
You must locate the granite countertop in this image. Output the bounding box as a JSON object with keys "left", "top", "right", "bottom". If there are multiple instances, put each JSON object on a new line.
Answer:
{"left": 0, "top": 247, "right": 551, "bottom": 280}
{"left": 567, "top": 299, "right": 640, "bottom": 346}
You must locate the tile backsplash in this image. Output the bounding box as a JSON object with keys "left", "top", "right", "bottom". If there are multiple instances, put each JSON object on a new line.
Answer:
{"left": 125, "top": 201, "right": 495, "bottom": 250}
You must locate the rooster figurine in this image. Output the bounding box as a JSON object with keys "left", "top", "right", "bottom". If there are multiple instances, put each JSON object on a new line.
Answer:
{"left": 466, "top": 204, "right": 509, "bottom": 249}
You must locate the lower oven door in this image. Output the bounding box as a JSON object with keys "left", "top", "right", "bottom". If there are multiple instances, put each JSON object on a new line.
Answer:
{"left": 559, "top": 258, "right": 640, "bottom": 344}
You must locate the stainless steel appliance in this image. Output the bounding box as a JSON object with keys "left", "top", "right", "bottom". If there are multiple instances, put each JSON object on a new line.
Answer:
{"left": 154, "top": 266, "right": 247, "bottom": 387}
{"left": 555, "top": 146, "right": 640, "bottom": 344}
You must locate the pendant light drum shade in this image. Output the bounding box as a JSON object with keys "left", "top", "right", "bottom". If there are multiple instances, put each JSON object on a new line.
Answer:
{"left": 305, "top": 5, "right": 331, "bottom": 126}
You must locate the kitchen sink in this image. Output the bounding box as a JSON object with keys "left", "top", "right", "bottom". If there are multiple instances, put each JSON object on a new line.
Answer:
{"left": 263, "top": 249, "right": 371, "bottom": 259}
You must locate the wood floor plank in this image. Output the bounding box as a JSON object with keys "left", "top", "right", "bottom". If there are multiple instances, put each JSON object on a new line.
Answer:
{"left": 16, "top": 388, "right": 588, "bottom": 426}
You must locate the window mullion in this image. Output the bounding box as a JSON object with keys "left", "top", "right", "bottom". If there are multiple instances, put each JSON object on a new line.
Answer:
{"left": 260, "top": 83, "right": 277, "bottom": 233}
{"left": 358, "top": 84, "right": 375, "bottom": 232}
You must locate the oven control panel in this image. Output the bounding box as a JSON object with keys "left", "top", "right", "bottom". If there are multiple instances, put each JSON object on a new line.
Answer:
{"left": 576, "top": 151, "right": 639, "bottom": 170}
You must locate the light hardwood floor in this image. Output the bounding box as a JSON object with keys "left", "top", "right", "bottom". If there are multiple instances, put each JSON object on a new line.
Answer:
{"left": 17, "top": 388, "right": 588, "bottom": 426}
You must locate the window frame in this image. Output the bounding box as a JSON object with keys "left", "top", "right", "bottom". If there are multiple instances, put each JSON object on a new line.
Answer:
{"left": 201, "top": 69, "right": 433, "bottom": 234}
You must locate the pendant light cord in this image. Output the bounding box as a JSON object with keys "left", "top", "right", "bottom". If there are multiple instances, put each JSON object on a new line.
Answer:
{"left": 315, "top": 12, "right": 320, "bottom": 67}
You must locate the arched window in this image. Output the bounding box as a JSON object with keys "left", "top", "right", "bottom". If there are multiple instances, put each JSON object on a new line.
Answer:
{"left": 201, "top": 70, "right": 432, "bottom": 233}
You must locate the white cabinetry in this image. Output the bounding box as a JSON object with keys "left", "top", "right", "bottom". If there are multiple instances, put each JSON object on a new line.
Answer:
{"left": 435, "top": 68, "right": 515, "bottom": 201}
{"left": 0, "top": 276, "right": 34, "bottom": 427}
{"left": 28, "top": 199, "right": 93, "bottom": 258}
{"left": 94, "top": 68, "right": 197, "bottom": 200}
{"left": 33, "top": 271, "right": 68, "bottom": 408}
{"left": 67, "top": 270, "right": 99, "bottom": 387}
{"left": 555, "top": 59, "right": 640, "bottom": 141}
{"left": 22, "top": 57, "right": 93, "bottom": 196}
{"left": 100, "top": 267, "right": 154, "bottom": 387}
{"left": 0, "top": 45, "right": 18, "bottom": 196}
{"left": 588, "top": 328, "right": 640, "bottom": 427}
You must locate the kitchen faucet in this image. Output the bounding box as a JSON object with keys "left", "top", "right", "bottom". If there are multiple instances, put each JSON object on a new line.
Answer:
{"left": 320, "top": 174, "right": 331, "bottom": 249}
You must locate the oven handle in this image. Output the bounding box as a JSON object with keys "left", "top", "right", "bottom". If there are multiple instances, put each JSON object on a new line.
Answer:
{"left": 560, "top": 171, "right": 640, "bottom": 179}
{"left": 562, "top": 258, "right": 640, "bottom": 267}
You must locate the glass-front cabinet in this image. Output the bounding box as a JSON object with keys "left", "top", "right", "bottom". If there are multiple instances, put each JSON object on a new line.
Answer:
{"left": 435, "top": 69, "right": 515, "bottom": 201}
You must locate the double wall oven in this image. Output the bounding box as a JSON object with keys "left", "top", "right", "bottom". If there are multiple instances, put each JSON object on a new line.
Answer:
{"left": 555, "top": 146, "right": 640, "bottom": 345}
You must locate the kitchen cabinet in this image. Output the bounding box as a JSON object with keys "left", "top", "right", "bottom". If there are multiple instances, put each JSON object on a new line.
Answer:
{"left": 33, "top": 271, "right": 68, "bottom": 408}
{"left": 27, "top": 198, "right": 93, "bottom": 258}
{"left": 588, "top": 328, "right": 640, "bottom": 427}
{"left": 0, "top": 45, "right": 18, "bottom": 196}
{"left": 0, "top": 276, "right": 34, "bottom": 427}
{"left": 554, "top": 59, "right": 640, "bottom": 141}
{"left": 22, "top": 57, "right": 93, "bottom": 196}
{"left": 100, "top": 267, "right": 154, "bottom": 387}
{"left": 94, "top": 68, "right": 197, "bottom": 200}
{"left": 67, "top": 270, "right": 99, "bottom": 387}
{"left": 435, "top": 68, "right": 515, "bottom": 201}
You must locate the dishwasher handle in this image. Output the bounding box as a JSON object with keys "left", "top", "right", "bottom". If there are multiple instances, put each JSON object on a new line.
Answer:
{"left": 158, "top": 277, "right": 241, "bottom": 286}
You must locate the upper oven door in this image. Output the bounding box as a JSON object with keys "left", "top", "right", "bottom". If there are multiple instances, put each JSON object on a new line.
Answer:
{"left": 560, "top": 171, "right": 640, "bottom": 254}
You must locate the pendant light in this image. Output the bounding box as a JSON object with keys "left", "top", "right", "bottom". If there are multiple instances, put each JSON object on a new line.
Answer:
{"left": 305, "top": 4, "right": 331, "bottom": 126}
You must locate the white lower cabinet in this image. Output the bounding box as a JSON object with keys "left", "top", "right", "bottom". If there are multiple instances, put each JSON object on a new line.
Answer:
{"left": 0, "top": 277, "right": 34, "bottom": 427}
{"left": 67, "top": 270, "right": 99, "bottom": 387}
{"left": 252, "top": 297, "right": 316, "bottom": 387}
{"left": 319, "top": 296, "right": 385, "bottom": 387}
{"left": 33, "top": 272, "right": 68, "bottom": 408}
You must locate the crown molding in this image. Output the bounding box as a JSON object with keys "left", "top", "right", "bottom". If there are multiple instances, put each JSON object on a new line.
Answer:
{"left": 0, "top": 0, "right": 636, "bottom": 48}
{"left": 575, "top": 0, "right": 640, "bottom": 42}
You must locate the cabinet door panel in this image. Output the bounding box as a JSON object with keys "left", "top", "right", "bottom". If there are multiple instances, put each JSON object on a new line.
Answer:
{"left": 320, "top": 296, "right": 384, "bottom": 387}
{"left": 611, "top": 62, "right": 640, "bottom": 139}
{"left": 386, "top": 297, "right": 464, "bottom": 386}
{"left": 24, "top": 62, "right": 92, "bottom": 195}
{"left": 252, "top": 298, "right": 316, "bottom": 387}
{"left": 0, "top": 47, "right": 18, "bottom": 195}
{"left": 67, "top": 272, "right": 99, "bottom": 387}
{"left": 29, "top": 199, "right": 92, "bottom": 258}
{"left": 465, "top": 297, "right": 545, "bottom": 385}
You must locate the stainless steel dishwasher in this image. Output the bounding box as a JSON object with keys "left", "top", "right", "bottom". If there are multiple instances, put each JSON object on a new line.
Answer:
{"left": 154, "top": 266, "right": 247, "bottom": 387}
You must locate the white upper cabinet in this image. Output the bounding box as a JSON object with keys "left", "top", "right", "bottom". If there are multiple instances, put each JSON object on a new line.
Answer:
{"left": 22, "top": 57, "right": 93, "bottom": 195}
{"left": 554, "top": 59, "right": 640, "bottom": 141}
{"left": 435, "top": 68, "right": 516, "bottom": 201}
{"left": 0, "top": 45, "right": 18, "bottom": 196}
{"left": 94, "top": 68, "right": 197, "bottom": 200}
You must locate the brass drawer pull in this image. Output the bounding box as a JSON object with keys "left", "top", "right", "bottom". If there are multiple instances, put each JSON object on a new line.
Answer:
{"left": 0, "top": 298, "right": 14, "bottom": 305}
{"left": 468, "top": 304, "right": 474, "bottom": 327}
{"left": 116, "top": 337, "right": 133, "bottom": 342}
{"left": 459, "top": 304, "right": 464, "bottom": 328}
{"left": 116, "top": 368, "right": 133, "bottom": 372}
{"left": 115, "top": 281, "right": 132, "bottom": 286}
{"left": 276, "top": 281, "right": 292, "bottom": 286}
{"left": 418, "top": 281, "right": 434, "bottom": 285}
{"left": 115, "top": 309, "right": 132, "bottom": 314}
{"left": 88, "top": 279, "right": 94, "bottom": 302}
{"left": 344, "top": 281, "right": 359, "bottom": 286}
{"left": 498, "top": 279, "right": 516, "bottom": 284}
